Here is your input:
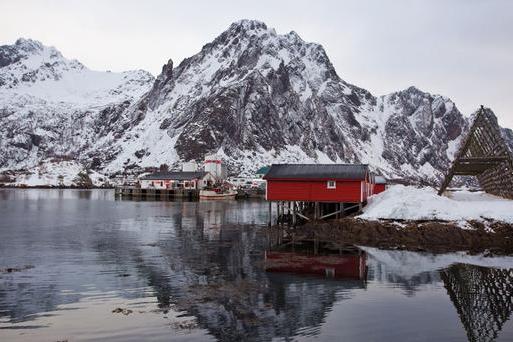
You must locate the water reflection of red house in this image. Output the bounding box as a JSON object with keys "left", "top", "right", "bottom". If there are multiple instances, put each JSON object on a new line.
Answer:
{"left": 265, "top": 251, "right": 367, "bottom": 280}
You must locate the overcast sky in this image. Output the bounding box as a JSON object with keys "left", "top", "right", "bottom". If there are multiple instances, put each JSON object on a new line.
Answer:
{"left": 1, "top": 0, "right": 512, "bottom": 127}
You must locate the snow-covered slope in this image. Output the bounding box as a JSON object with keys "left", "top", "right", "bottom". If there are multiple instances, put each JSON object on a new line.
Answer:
{"left": 1, "top": 22, "right": 512, "bottom": 186}
{"left": 10, "top": 160, "right": 107, "bottom": 187}
{"left": 0, "top": 38, "right": 154, "bottom": 174}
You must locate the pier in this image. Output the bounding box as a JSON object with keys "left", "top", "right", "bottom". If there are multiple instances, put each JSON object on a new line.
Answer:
{"left": 236, "top": 188, "right": 266, "bottom": 199}
{"left": 114, "top": 186, "right": 200, "bottom": 200}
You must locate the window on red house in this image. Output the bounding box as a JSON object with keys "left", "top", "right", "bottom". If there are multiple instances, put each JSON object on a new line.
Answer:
{"left": 327, "top": 180, "right": 336, "bottom": 189}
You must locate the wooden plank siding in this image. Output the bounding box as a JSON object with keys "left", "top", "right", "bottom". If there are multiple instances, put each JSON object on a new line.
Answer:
{"left": 373, "top": 184, "right": 386, "bottom": 195}
{"left": 266, "top": 179, "right": 364, "bottom": 202}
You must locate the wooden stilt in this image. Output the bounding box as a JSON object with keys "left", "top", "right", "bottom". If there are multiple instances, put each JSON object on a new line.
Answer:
{"left": 279, "top": 201, "right": 282, "bottom": 226}
{"left": 268, "top": 201, "right": 272, "bottom": 227}
{"left": 287, "top": 201, "right": 291, "bottom": 226}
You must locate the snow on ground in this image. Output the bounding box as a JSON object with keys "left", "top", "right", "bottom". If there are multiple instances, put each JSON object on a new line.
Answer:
{"left": 359, "top": 185, "right": 513, "bottom": 224}
{"left": 361, "top": 246, "right": 513, "bottom": 279}
{"left": 8, "top": 160, "right": 107, "bottom": 187}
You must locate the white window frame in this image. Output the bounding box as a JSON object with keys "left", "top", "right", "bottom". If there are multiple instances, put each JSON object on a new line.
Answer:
{"left": 327, "top": 180, "right": 336, "bottom": 189}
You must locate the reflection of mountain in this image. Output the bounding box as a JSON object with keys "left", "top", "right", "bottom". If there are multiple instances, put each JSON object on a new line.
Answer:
{"left": 440, "top": 264, "right": 513, "bottom": 342}
{"left": 106, "top": 201, "right": 367, "bottom": 341}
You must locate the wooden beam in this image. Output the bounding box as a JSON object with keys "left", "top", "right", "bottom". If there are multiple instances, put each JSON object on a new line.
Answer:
{"left": 276, "top": 201, "right": 310, "bottom": 221}
{"left": 319, "top": 209, "right": 343, "bottom": 220}
{"left": 458, "top": 157, "right": 508, "bottom": 163}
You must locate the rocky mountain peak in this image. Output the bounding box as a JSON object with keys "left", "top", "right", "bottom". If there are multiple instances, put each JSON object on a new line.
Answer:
{"left": 14, "top": 38, "right": 45, "bottom": 53}
{"left": 144, "top": 20, "right": 355, "bottom": 114}
{"left": 229, "top": 19, "right": 269, "bottom": 33}
{"left": 1, "top": 38, "right": 63, "bottom": 65}
{"left": 0, "top": 38, "right": 40, "bottom": 68}
{"left": 0, "top": 38, "right": 86, "bottom": 88}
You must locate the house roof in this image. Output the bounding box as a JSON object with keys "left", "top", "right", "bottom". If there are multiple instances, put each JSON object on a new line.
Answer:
{"left": 263, "top": 164, "right": 368, "bottom": 180}
{"left": 374, "top": 176, "right": 387, "bottom": 184}
{"left": 140, "top": 171, "right": 209, "bottom": 181}
{"left": 255, "top": 166, "right": 270, "bottom": 175}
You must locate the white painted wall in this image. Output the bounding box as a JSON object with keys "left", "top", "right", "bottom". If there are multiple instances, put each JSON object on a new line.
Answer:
{"left": 182, "top": 161, "right": 198, "bottom": 172}
{"left": 140, "top": 173, "right": 216, "bottom": 190}
{"left": 140, "top": 179, "right": 167, "bottom": 189}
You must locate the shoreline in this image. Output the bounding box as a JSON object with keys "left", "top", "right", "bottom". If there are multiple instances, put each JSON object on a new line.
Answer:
{"left": 268, "top": 218, "right": 513, "bottom": 255}
{"left": 0, "top": 185, "right": 114, "bottom": 189}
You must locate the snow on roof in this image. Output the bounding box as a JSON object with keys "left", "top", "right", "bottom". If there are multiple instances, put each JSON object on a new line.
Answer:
{"left": 374, "top": 175, "right": 386, "bottom": 184}
{"left": 359, "top": 185, "right": 513, "bottom": 223}
{"left": 263, "top": 164, "right": 368, "bottom": 180}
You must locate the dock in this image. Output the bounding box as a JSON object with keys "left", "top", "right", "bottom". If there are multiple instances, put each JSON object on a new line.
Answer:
{"left": 114, "top": 187, "right": 200, "bottom": 200}
{"left": 236, "top": 188, "right": 266, "bottom": 199}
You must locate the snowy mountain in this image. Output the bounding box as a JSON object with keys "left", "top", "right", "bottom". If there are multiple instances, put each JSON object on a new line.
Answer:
{"left": 100, "top": 20, "right": 469, "bottom": 182}
{"left": 0, "top": 38, "right": 154, "bottom": 180}
{"left": 1, "top": 22, "right": 512, "bottom": 186}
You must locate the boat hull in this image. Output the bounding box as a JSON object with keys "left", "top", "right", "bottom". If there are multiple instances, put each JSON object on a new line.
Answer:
{"left": 199, "top": 190, "right": 237, "bottom": 200}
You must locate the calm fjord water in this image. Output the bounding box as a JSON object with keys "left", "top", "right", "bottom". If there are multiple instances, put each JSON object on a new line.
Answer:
{"left": 0, "top": 189, "right": 512, "bottom": 341}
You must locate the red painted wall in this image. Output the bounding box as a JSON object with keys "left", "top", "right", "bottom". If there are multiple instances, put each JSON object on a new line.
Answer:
{"left": 266, "top": 179, "right": 364, "bottom": 202}
{"left": 373, "top": 184, "right": 386, "bottom": 195}
{"left": 265, "top": 252, "right": 366, "bottom": 279}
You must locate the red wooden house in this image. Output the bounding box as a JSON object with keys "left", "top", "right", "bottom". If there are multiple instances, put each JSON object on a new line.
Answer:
{"left": 263, "top": 164, "right": 370, "bottom": 203}
{"left": 263, "top": 164, "right": 371, "bottom": 222}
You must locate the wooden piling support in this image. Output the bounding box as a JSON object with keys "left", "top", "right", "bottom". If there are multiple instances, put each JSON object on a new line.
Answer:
{"left": 292, "top": 201, "right": 297, "bottom": 226}
{"left": 268, "top": 201, "right": 272, "bottom": 227}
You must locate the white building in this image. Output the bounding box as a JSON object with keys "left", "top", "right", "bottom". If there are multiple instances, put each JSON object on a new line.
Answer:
{"left": 204, "top": 154, "right": 227, "bottom": 180}
{"left": 139, "top": 171, "right": 216, "bottom": 190}
{"left": 182, "top": 161, "right": 198, "bottom": 172}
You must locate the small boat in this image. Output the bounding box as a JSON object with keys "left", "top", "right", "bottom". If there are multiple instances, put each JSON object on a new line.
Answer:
{"left": 199, "top": 188, "right": 237, "bottom": 200}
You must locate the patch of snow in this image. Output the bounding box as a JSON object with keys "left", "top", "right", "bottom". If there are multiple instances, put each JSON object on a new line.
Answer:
{"left": 8, "top": 160, "right": 106, "bottom": 187}
{"left": 103, "top": 114, "right": 181, "bottom": 173}
{"left": 446, "top": 138, "right": 460, "bottom": 160}
{"left": 359, "top": 185, "right": 513, "bottom": 223}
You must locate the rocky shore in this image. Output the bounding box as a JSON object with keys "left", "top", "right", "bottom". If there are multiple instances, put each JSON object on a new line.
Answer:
{"left": 269, "top": 218, "right": 513, "bottom": 255}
